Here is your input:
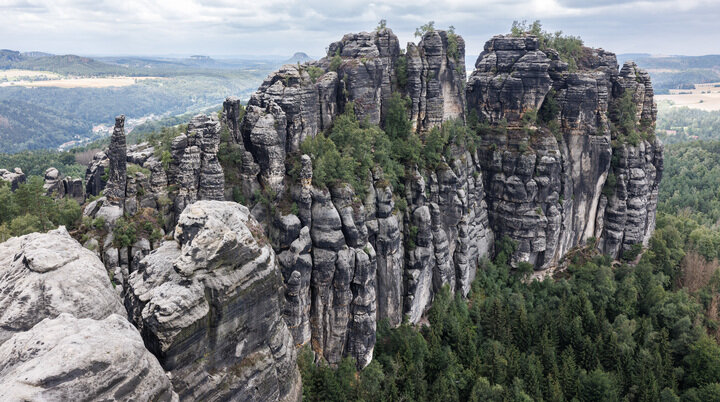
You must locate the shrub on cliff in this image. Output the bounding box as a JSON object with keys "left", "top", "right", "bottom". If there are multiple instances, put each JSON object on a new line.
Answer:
{"left": 510, "top": 20, "right": 584, "bottom": 72}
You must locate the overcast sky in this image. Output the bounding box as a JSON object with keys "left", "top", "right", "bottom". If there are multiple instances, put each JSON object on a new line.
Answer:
{"left": 1, "top": 0, "right": 718, "bottom": 59}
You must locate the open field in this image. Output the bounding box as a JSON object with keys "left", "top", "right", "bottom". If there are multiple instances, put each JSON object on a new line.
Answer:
{"left": 0, "top": 69, "right": 61, "bottom": 81}
{"left": 0, "top": 75, "right": 161, "bottom": 88}
{"left": 656, "top": 81, "right": 720, "bottom": 111}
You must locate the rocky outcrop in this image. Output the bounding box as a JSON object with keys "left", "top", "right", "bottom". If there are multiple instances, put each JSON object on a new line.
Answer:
{"left": 104, "top": 115, "right": 127, "bottom": 203}
{"left": 0, "top": 167, "right": 25, "bottom": 190}
{"left": 85, "top": 151, "right": 109, "bottom": 197}
{"left": 0, "top": 227, "right": 125, "bottom": 344}
{"left": 125, "top": 201, "right": 301, "bottom": 401}
{"left": 0, "top": 227, "right": 175, "bottom": 400}
{"left": 43, "top": 167, "right": 84, "bottom": 201}
{"left": 0, "top": 313, "right": 176, "bottom": 401}
{"left": 235, "top": 28, "right": 484, "bottom": 367}
{"left": 43, "top": 167, "right": 65, "bottom": 197}
{"left": 168, "top": 114, "right": 225, "bottom": 218}
{"left": 83, "top": 114, "right": 226, "bottom": 284}
{"left": 58, "top": 27, "right": 662, "bottom": 384}
{"left": 238, "top": 28, "right": 465, "bottom": 196}
{"left": 466, "top": 35, "right": 663, "bottom": 268}
{"left": 597, "top": 63, "right": 662, "bottom": 256}
{"left": 225, "top": 29, "right": 662, "bottom": 370}
{"left": 223, "top": 96, "right": 244, "bottom": 143}
{"left": 223, "top": 96, "right": 262, "bottom": 199}
{"left": 407, "top": 30, "right": 466, "bottom": 131}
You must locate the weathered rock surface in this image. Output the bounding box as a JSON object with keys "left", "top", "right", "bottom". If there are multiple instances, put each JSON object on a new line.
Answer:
{"left": 169, "top": 114, "right": 226, "bottom": 218}
{"left": 407, "top": 30, "right": 466, "bottom": 131}
{"left": 466, "top": 35, "right": 663, "bottom": 268}
{"left": 0, "top": 313, "right": 176, "bottom": 401}
{"left": 0, "top": 227, "right": 175, "bottom": 400}
{"left": 0, "top": 167, "right": 25, "bottom": 190}
{"left": 226, "top": 29, "right": 662, "bottom": 370}
{"left": 104, "top": 115, "right": 127, "bottom": 203}
{"left": 84, "top": 151, "right": 109, "bottom": 197}
{"left": 43, "top": 167, "right": 85, "bottom": 201}
{"left": 125, "top": 201, "right": 301, "bottom": 401}
{"left": 0, "top": 227, "right": 125, "bottom": 344}
{"left": 82, "top": 113, "right": 227, "bottom": 289}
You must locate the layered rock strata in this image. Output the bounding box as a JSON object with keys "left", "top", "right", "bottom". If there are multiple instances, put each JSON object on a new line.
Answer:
{"left": 0, "top": 227, "right": 176, "bottom": 400}
{"left": 466, "top": 35, "right": 663, "bottom": 269}
{"left": 83, "top": 114, "right": 226, "bottom": 290}
{"left": 104, "top": 115, "right": 127, "bottom": 203}
{"left": 43, "top": 167, "right": 84, "bottom": 201}
{"left": 125, "top": 201, "right": 302, "bottom": 401}
{"left": 233, "top": 28, "right": 491, "bottom": 368}
{"left": 226, "top": 29, "right": 662, "bottom": 370}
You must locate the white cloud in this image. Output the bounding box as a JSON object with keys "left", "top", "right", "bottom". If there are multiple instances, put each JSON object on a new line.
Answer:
{"left": 0, "top": 0, "right": 717, "bottom": 56}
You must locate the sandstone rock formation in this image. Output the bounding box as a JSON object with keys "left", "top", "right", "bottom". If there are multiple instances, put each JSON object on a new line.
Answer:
{"left": 0, "top": 227, "right": 176, "bottom": 400}
{"left": 0, "top": 314, "right": 176, "bottom": 401}
{"left": 0, "top": 227, "right": 125, "bottom": 344}
{"left": 0, "top": 167, "right": 25, "bottom": 190}
{"left": 43, "top": 167, "right": 84, "bottom": 201}
{"left": 168, "top": 114, "right": 225, "bottom": 217}
{"left": 84, "top": 150, "right": 109, "bottom": 197}
{"left": 47, "top": 27, "right": 662, "bottom": 387}
{"left": 230, "top": 28, "right": 493, "bottom": 368}
{"left": 466, "top": 35, "right": 663, "bottom": 269}
{"left": 125, "top": 200, "right": 301, "bottom": 401}
{"left": 82, "top": 113, "right": 227, "bottom": 290}
{"left": 223, "top": 29, "right": 662, "bottom": 370}
{"left": 104, "top": 115, "right": 128, "bottom": 203}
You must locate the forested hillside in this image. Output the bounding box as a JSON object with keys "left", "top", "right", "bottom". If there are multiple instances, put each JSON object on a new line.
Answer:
{"left": 656, "top": 105, "right": 720, "bottom": 144}
{"left": 627, "top": 53, "right": 720, "bottom": 94}
{"left": 301, "top": 231, "right": 720, "bottom": 401}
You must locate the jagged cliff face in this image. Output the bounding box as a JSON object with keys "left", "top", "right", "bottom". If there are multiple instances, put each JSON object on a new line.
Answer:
{"left": 238, "top": 28, "right": 466, "bottom": 194}
{"left": 229, "top": 28, "right": 488, "bottom": 368}
{"left": 466, "top": 35, "right": 663, "bottom": 270}
{"left": 224, "top": 29, "right": 663, "bottom": 369}
{"left": 74, "top": 116, "right": 302, "bottom": 401}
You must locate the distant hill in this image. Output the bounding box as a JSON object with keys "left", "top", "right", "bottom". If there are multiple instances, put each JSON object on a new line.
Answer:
{"left": 633, "top": 54, "right": 720, "bottom": 70}
{"left": 22, "top": 51, "right": 54, "bottom": 58}
{"left": 0, "top": 50, "right": 24, "bottom": 67}
{"left": 284, "top": 52, "right": 313, "bottom": 64}
{"left": 0, "top": 49, "right": 131, "bottom": 76}
{"left": 625, "top": 53, "right": 720, "bottom": 93}
{"left": 616, "top": 53, "right": 651, "bottom": 66}
{"left": 98, "top": 55, "right": 281, "bottom": 73}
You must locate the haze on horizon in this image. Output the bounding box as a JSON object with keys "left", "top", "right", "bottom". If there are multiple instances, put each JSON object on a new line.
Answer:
{"left": 1, "top": 0, "right": 718, "bottom": 59}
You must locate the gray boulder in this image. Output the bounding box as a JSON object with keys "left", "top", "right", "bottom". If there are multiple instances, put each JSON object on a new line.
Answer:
{"left": 0, "top": 313, "right": 176, "bottom": 401}
{"left": 0, "top": 226, "right": 125, "bottom": 345}
{"left": 0, "top": 168, "right": 25, "bottom": 191}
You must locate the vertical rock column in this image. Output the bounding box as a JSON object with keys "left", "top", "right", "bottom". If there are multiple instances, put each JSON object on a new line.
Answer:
{"left": 169, "top": 114, "right": 224, "bottom": 221}
{"left": 104, "top": 115, "right": 127, "bottom": 204}
{"left": 223, "top": 96, "right": 244, "bottom": 143}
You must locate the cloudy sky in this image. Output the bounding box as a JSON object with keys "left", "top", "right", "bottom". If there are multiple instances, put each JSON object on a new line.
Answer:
{"left": 1, "top": 0, "right": 718, "bottom": 59}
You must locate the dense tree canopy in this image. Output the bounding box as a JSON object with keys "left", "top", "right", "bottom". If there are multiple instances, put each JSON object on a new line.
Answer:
{"left": 300, "top": 226, "right": 720, "bottom": 401}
